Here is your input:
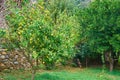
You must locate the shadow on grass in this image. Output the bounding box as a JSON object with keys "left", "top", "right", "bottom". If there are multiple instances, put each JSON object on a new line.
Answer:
{"left": 107, "top": 69, "right": 120, "bottom": 76}
{"left": 35, "top": 73, "right": 64, "bottom": 80}
{"left": 2, "top": 75, "right": 16, "bottom": 80}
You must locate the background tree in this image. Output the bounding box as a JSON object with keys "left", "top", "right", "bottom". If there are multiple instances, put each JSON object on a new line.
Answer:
{"left": 77, "top": 0, "right": 120, "bottom": 71}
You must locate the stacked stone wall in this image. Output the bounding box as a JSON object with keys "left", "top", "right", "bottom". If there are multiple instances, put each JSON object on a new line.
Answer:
{"left": 0, "top": 49, "right": 31, "bottom": 71}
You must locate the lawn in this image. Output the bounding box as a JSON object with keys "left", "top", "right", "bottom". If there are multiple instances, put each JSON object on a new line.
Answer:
{"left": 0, "top": 67, "right": 120, "bottom": 80}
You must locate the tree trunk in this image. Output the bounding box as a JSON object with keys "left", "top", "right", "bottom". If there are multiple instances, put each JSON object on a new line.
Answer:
{"left": 86, "top": 58, "right": 88, "bottom": 68}
{"left": 31, "top": 69, "right": 36, "bottom": 80}
{"left": 21, "top": 50, "right": 37, "bottom": 80}
{"left": 36, "top": 58, "right": 39, "bottom": 66}
{"left": 77, "top": 58, "right": 82, "bottom": 68}
{"left": 105, "top": 50, "right": 114, "bottom": 71}
{"left": 109, "top": 58, "right": 114, "bottom": 72}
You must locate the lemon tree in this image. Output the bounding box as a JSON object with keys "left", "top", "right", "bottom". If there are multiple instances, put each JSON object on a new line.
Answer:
{"left": 6, "top": 0, "right": 79, "bottom": 70}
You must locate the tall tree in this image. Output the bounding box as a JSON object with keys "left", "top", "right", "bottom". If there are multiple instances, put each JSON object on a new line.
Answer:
{"left": 78, "top": 0, "right": 120, "bottom": 71}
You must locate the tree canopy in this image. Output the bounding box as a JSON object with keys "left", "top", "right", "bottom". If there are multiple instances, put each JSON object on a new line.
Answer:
{"left": 78, "top": 0, "right": 120, "bottom": 53}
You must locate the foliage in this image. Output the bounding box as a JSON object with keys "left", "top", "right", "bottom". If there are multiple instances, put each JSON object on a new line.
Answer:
{"left": 0, "top": 29, "right": 16, "bottom": 50}
{"left": 5, "top": 0, "right": 30, "bottom": 8}
{"left": 0, "top": 29, "right": 5, "bottom": 49}
{"left": 76, "top": 43, "right": 91, "bottom": 58}
{"left": 77, "top": 0, "right": 120, "bottom": 55}
{"left": 0, "top": 29, "right": 6, "bottom": 38}
{"left": 6, "top": 0, "right": 79, "bottom": 69}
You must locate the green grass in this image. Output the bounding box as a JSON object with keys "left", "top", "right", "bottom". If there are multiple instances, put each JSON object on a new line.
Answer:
{"left": 0, "top": 68, "right": 120, "bottom": 80}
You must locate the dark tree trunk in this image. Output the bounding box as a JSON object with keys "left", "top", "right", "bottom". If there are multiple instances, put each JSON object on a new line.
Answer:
{"left": 109, "top": 58, "right": 114, "bottom": 72}
{"left": 105, "top": 50, "right": 114, "bottom": 71}
{"left": 36, "top": 58, "right": 39, "bottom": 66}
{"left": 85, "top": 58, "right": 88, "bottom": 68}
{"left": 77, "top": 58, "right": 82, "bottom": 68}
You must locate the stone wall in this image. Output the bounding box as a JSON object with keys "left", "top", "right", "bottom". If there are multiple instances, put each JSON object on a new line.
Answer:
{"left": 0, "top": 49, "right": 31, "bottom": 71}
{"left": 0, "top": 0, "right": 8, "bottom": 29}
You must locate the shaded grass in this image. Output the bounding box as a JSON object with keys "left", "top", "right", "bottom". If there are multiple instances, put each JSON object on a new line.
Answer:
{"left": 0, "top": 67, "right": 120, "bottom": 80}
{"left": 34, "top": 73, "right": 63, "bottom": 80}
